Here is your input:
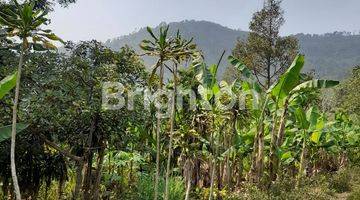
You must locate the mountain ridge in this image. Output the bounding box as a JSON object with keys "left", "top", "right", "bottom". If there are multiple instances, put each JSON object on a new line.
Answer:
{"left": 104, "top": 20, "right": 360, "bottom": 80}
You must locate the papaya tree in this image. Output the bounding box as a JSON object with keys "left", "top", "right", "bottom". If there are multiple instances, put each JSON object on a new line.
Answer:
{"left": 140, "top": 25, "right": 175, "bottom": 200}
{"left": 0, "top": 1, "right": 63, "bottom": 198}
{"left": 164, "top": 31, "right": 197, "bottom": 200}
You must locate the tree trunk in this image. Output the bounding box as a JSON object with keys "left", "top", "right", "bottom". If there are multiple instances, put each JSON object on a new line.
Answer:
{"left": 82, "top": 152, "right": 94, "bottom": 200}
{"left": 209, "top": 121, "right": 217, "bottom": 200}
{"left": 10, "top": 40, "right": 26, "bottom": 200}
{"left": 225, "top": 152, "right": 231, "bottom": 189}
{"left": 58, "top": 178, "right": 65, "bottom": 200}
{"left": 164, "top": 64, "right": 177, "bottom": 200}
{"left": 266, "top": 56, "right": 271, "bottom": 89}
{"left": 83, "top": 115, "right": 98, "bottom": 200}
{"left": 217, "top": 162, "right": 223, "bottom": 200}
{"left": 92, "top": 147, "right": 105, "bottom": 200}
{"left": 73, "top": 162, "right": 84, "bottom": 200}
{"left": 184, "top": 159, "right": 192, "bottom": 200}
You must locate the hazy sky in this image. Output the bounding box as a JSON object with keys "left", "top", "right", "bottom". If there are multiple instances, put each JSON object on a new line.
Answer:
{"left": 48, "top": 0, "right": 360, "bottom": 42}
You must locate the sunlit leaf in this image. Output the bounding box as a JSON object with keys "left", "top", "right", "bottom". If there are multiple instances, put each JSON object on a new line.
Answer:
{"left": 0, "top": 71, "right": 17, "bottom": 99}
{"left": 268, "top": 55, "right": 304, "bottom": 101}
{"left": 0, "top": 123, "right": 29, "bottom": 143}
{"left": 310, "top": 131, "right": 321, "bottom": 144}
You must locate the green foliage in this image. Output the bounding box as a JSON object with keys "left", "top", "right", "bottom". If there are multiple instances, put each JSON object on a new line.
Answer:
{"left": 334, "top": 66, "right": 360, "bottom": 121}
{"left": 0, "top": 72, "right": 17, "bottom": 99}
{"left": 0, "top": 4, "right": 358, "bottom": 198}
{"left": 232, "top": 0, "right": 299, "bottom": 88}
{"left": 0, "top": 123, "right": 28, "bottom": 142}
{"left": 268, "top": 54, "right": 304, "bottom": 102}
{"left": 128, "top": 175, "right": 185, "bottom": 200}
{"left": 0, "top": 0, "right": 64, "bottom": 50}
{"left": 291, "top": 79, "right": 339, "bottom": 94}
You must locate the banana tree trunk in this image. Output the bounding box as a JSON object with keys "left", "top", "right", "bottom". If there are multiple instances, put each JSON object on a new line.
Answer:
{"left": 270, "top": 98, "right": 290, "bottom": 181}
{"left": 256, "top": 127, "right": 265, "bottom": 183}
{"left": 297, "top": 136, "right": 307, "bottom": 187}
{"left": 209, "top": 122, "right": 227, "bottom": 200}
{"left": 249, "top": 97, "right": 269, "bottom": 183}
{"left": 154, "top": 116, "right": 161, "bottom": 200}
{"left": 208, "top": 159, "right": 216, "bottom": 200}
{"left": 269, "top": 114, "right": 278, "bottom": 181}
{"left": 10, "top": 40, "right": 26, "bottom": 200}
{"left": 248, "top": 131, "right": 259, "bottom": 182}
{"left": 164, "top": 64, "right": 178, "bottom": 200}
{"left": 209, "top": 124, "right": 217, "bottom": 200}
{"left": 276, "top": 98, "right": 289, "bottom": 147}
{"left": 236, "top": 155, "right": 244, "bottom": 187}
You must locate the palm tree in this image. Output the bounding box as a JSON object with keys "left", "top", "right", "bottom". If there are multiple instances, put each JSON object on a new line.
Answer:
{"left": 0, "top": 1, "right": 63, "bottom": 199}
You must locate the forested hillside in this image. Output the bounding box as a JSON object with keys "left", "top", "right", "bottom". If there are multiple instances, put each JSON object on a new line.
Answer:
{"left": 105, "top": 20, "right": 360, "bottom": 80}
{"left": 296, "top": 32, "right": 360, "bottom": 79}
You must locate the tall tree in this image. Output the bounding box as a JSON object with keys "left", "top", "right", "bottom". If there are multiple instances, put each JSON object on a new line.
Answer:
{"left": 232, "top": 0, "right": 298, "bottom": 89}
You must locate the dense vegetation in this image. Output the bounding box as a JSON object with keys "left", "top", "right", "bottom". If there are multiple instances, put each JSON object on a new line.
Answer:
{"left": 0, "top": 0, "right": 360, "bottom": 200}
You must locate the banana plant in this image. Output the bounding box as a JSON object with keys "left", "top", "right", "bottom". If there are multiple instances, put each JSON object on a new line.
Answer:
{"left": 195, "top": 51, "right": 234, "bottom": 200}
{"left": 266, "top": 55, "right": 339, "bottom": 181}
{"left": 0, "top": 1, "right": 63, "bottom": 199}
{"left": 228, "top": 55, "right": 270, "bottom": 183}
{"left": 319, "top": 112, "right": 360, "bottom": 165}
{"left": 291, "top": 105, "right": 326, "bottom": 186}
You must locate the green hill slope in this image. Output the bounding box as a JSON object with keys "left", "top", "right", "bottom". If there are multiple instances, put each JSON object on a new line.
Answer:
{"left": 105, "top": 20, "right": 360, "bottom": 80}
